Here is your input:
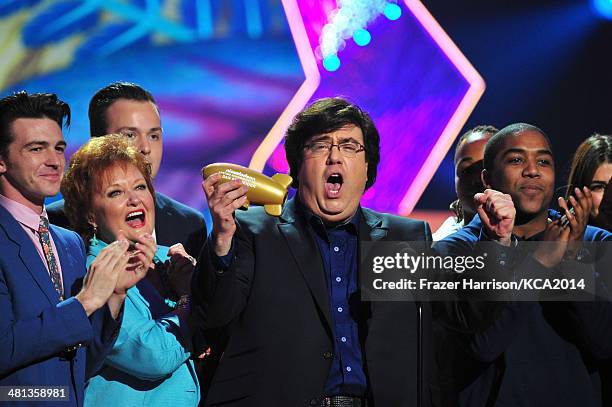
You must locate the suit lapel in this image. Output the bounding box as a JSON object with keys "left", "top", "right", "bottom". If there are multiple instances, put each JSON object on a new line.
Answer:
{"left": 0, "top": 205, "right": 59, "bottom": 305}
{"left": 275, "top": 202, "right": 389, "bottom": 335}
{"left": 277, "top": 199, "right": 333, "bottom": 332}
{"left": 358, "top": 208, "right": 387, "bottom": 343}
{"left": 359, "top": 207, "right": 387, "bottom": 242}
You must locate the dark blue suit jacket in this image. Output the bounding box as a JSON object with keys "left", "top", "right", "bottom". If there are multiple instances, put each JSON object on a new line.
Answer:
{"left": 433, "top": 212, "right": 612, "bottom": 407}
{"left": 0, "top": 204, "right": 119, "bottom": 407}
{"left": 47, "top": 192, "right": 206, "bottom": 258}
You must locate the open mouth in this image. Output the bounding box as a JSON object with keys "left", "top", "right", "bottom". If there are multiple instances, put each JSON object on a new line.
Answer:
{"left": 125, "top": 210, "right": 146, "bottom": 229}
{"left": 325, "top": 173, "right": 343, "bottom": 198}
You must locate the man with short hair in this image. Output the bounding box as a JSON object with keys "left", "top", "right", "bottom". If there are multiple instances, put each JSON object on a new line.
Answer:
{"left": 194, "top": 97, "right": 440, "bottom": 406}
{"left": 47, "top": 82, "right": 206, "bottom": 257}
{"left": 0, "top": 91, "right": 139, "bottom": 406}
{"left": 435, "top": 123, "right": 612, "bottom": 406}
{"left": 433, "top": 125, "right": 498, "bottom": 240}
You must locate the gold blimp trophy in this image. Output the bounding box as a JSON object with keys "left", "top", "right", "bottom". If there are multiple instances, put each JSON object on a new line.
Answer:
{"left": 202, "top": 163, "right": 292, "bottom": 216}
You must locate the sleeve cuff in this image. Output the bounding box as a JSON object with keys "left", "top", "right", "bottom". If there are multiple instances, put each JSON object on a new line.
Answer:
{"left": 57, "top": 296, "right": 94, "bottom": 346}
{"left": 208, "top": 235, "right": 235, "bottom": 272}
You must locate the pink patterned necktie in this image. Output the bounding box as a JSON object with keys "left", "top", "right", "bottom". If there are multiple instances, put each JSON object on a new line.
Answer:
{"left": 38, "top": 216, "right": 64, "bottom": 300}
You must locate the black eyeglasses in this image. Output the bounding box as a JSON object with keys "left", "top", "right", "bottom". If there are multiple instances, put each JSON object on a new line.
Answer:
{"left": 303, "top": 140, "right": 365, "bottom": 157}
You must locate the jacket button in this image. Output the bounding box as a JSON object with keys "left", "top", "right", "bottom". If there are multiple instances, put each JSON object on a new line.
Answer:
{"left": 323, "top": 351, "right": 333, "bottom": 360}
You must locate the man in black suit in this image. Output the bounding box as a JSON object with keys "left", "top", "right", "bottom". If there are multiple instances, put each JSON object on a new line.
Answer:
{"left": 47, "top": 82, "right": 206, "bottom": 257}
{"left": 194, "top": 98, "right": 440, "bottom": 406}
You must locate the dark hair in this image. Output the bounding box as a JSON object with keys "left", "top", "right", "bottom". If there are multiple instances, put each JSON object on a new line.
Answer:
{"left": 89, "top": 82, "right": 156, "bottom": 137}
{"left": 454, "top": 125, "right": 498, "bottom": 164}
{"left": 566, "top": 134, "right": 612, "bottom": 198}
{"left": 61, "top": 134, "right": 155, "bottom": 242}
{"left": 483, "top": 123, "right": 551, "bottom": 172}
{"left": 0, "top": 91, "right": 70, "bottom": 158}
{"left": 284, "top": 97, "right": 380, "bottom": 189}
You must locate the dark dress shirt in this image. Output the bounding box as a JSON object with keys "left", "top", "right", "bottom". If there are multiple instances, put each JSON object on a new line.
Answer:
{"left": 307, "top": 208, "right": 367, "bottom": 397}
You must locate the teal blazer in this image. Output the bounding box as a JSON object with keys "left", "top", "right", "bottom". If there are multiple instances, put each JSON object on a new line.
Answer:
{"left": 84, "top": 240, "right": 199, "bottom": 406}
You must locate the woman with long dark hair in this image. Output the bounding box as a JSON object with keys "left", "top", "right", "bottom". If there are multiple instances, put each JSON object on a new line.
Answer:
{"left": 567, "top": 134, "right": 612, "bottom": 231}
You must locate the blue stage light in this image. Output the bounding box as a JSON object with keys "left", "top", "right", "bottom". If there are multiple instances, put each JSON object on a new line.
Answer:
{"left": 384, "top": 3, "right": 402, "bottom": 21}
{"left": 593, "top": 0, "right": 612, "bottom": 19}
{"left": 323, "top": 55, "right": 341, "bottom": 71}
{"left": 353, "top": 29, "right": 371, "bottom": 46}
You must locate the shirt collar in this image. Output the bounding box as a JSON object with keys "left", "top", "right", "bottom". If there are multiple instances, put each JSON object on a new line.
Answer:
{"left": 87, "top": 236, "right": 171, "bottom": 263}
{"left": 295, "top": 197, "right": 360, "bottom": 240}
{"left": 0, "top": 193, "right": 47, "bottom": 232}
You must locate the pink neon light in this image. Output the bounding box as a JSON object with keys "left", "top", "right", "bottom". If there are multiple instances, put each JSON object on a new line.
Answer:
{"left": 251, "top": 0, "right": 485, "bottom": 216}
{"left": 397, "top": 0, "right": 485, "bottom": 214}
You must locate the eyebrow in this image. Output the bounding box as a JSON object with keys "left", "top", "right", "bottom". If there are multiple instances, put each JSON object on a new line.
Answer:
{"left": 105, "top": 178, "right": 147, "bottom": 188}
{"left": 24, "top": 141, "right": 47, "bottom": 149}
{"left": 116, "top": 127, "right": 162, "bottom": 133}
{"left": 456, "top": 156, "right": 476, "bottom": 166}
{"left": 310, "top": 135, "right": 361, "bottom": 143}
{"left": 502, "top": 148, "right": 553, "bottom": 157}
{"left": 23, "top": 140, "right": 67, "bottom": 148}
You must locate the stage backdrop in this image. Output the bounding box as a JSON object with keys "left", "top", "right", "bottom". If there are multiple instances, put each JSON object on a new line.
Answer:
{"left": 0, "top": 0, "right": 483, "bottom": 227}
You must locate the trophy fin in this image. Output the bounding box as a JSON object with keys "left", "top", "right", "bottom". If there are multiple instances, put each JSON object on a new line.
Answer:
{"left": 264, "top": 204, "right": 282, "bottom": 217}
{"left": 271, "top": 173, "right": 293, "bottom": 189}
{"left": 240, "top": 198, "right": 250, "bottom": 210}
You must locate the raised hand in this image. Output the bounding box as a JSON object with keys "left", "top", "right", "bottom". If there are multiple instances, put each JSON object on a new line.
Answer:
{"left": 559, "top": 187, "right": 592, "bottom": 242}
{"left": 474, "top": 189, "right": 516, "bottom": 245}
{"left": 531, "top": 190, "right": 592, "bottom": 268}
{"left": 76, "top": 239, "right": 130, "bottom": 316}
{"left": 202, "top": 173, "right": 249, "bottom": 256}
{"left": 166, "top": 243, "right": 195, "bottom": 297}
{"left": 116, "top": 231, "right": 156, "bottom": 295}
{"left": 532, "top": 218, "right": 571, "bottom": 268}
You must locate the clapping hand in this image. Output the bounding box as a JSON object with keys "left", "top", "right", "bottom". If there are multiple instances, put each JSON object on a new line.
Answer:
{"left": 77, "top": 238, "right": 130, "bottom": 316}
{"left": 166, "top": 243, "right": 196, "bottom": 298}
{"left": 115, "top": 231, "right": 156, "bottom": 295}
{"left": 533, "top": 188, "right": 592, "bottom": 268}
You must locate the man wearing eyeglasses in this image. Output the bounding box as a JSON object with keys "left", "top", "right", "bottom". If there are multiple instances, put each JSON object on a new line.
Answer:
{"left": 194, "top": 97, "right": 439, "bottom": 406}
